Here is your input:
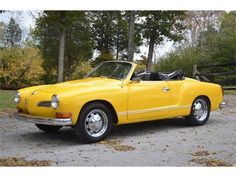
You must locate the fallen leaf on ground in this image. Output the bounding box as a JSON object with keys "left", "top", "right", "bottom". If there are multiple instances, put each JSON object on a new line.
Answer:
{"left": 0, "top": 157, "right": 52, "bottom": 166}
{"left": 100, "top": 138, "right": 136, "bottom": 152}
{"left": 192, "top": 150, "right": 216, "bottom": 157}
{"left": 113, "top": 145, "right": 136, "bottom": 152}
{"left": 99, "top": 139, "right": 122, "bottom": 146}
{"left": 190, "top": 157, "right": 232, "bottom": 167}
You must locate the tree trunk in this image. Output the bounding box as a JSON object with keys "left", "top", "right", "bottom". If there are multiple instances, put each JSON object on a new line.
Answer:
{"left": 116, "top": 34, "right": 119, "bottom": 60}
{"left": 128, "top": 11, "right": 135, "bottom": 62}
{"left": 57, "top": 30, "right": 65, "bottom": 83}
{"left": 67, "top": 56, "right": 73, "bottom": 81}
{"left": 146, "top": 36, "right": 155, "bottom": 72}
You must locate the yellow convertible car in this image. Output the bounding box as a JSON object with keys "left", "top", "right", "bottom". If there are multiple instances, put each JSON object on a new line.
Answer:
{"left": 13, "top": 61, "right": 226, "bottom": 143}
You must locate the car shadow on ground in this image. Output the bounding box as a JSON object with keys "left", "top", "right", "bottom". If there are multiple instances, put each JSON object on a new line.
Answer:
{"left": 111, "top": 118, "right": 188, "bottom": 137}
{"left": 14, "top": 117, "right": 190, "bottom": 145}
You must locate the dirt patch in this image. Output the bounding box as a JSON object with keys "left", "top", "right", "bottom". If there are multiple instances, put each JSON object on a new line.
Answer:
{"left": 190, "top": 148, "right": 232, "bottom": 166}
{"left": 0, "top": 157, "right": 52, "bottom": 166}
{"left": 113, "top": 145, "right": 136, "bottom": 151}
{"left": 100, "top": 138, "right": 136, "bottom": 152}
{"left": 0, "top": 110, "right": 14, "bottom": 118}
{"left": 191, "top": 150, "right": 216, "bottom": 157}
{"left": 190, "top": 157, "right": 232, "bottom": 166}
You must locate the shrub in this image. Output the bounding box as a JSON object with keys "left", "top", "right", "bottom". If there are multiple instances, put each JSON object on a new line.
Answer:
{"left": 0, "top": 47, "right": 45, "bottom": 89}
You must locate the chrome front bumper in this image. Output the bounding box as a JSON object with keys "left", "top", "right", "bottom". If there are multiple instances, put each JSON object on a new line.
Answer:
{"left": 220, "top": 102, "right": 227, "bottom": 109}
{"left": 13, "top": 112, "right": 72, "bottom": 126}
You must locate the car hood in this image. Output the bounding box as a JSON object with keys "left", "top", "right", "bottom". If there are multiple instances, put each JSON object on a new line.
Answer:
{"left": 35, "top": 77, "right": 122, "bottom": 93}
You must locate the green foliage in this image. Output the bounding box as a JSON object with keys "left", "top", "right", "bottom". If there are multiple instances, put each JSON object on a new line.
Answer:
{"left": 2, "top": 10, "right": 236, "bottom": 88}
{"left": 72, "top": 61, "right": 92, "bottom": 80}
{"left": 155, "top": 11, "right": 236, "bottom": 86}
{"left": 88, "top": 11, "right": 125, "bottom": 62}
{"left": 137, "top": 11, "right": 187, "bottom": 71}
{"left": 91, "top": 51, "right": 114, "bottom": 67}
{"left": 154, "top": 47, "right": 202, "bottom": 77}
{"left": 33, "top": 11, "right": 94, "bottom": 82}
{"left": 138, "top": 11, "right": 186, "bottom": 44}
{"left": 88, "top": 11, "right": 142, "bottom": 63}
{"left": 5, "top": 17, "right": 22, "bottom": 47}
{"left": 211, "top": 12, "right": 236, "bottom": 64}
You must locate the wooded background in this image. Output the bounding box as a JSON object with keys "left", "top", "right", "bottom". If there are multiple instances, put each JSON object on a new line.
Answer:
{"left": 0, "top": 11, "right": 236, "bottom": 89}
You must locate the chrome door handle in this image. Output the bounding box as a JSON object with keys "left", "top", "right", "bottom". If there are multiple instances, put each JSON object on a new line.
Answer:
{"left": 162, "top": 87, "right": 170, "bottom": 92}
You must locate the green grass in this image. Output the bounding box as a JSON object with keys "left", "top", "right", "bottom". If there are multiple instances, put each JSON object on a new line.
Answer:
{"left": 224, "top": 90, "right": 236, "bottom": 95}
{"left": 0, "top": 90, "right": 16, "bottom": 111}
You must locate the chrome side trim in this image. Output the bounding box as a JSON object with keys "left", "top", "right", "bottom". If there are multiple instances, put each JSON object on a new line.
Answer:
{"left": 117, "top": 105, "right": 191, "bottom": 116}
{"left": 13, "top": 113, "right": 72, "bottom": 126}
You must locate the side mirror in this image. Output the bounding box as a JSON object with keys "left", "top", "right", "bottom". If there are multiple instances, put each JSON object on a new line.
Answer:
{"left": 130, "top": 77, "right": 141, "bottom": 83}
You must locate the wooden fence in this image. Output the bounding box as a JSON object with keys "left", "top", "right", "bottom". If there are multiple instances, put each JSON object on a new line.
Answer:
{"left": 192, "top": 63, "right": 236, "bottom": 90}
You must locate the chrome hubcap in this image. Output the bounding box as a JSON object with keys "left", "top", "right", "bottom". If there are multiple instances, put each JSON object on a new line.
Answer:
{"left": 85, "top": 109, "right": 108, "bottom": 138}
{"left": 193, "top": 99, "right": 208, "bottom": 121}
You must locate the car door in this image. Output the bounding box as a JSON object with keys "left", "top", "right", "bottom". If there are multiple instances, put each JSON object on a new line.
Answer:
{"left": 127, "top": 80, "right": 172, "bottom": 121}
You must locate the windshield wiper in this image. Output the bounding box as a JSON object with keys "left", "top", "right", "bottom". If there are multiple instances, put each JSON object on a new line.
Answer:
{"left": 86, "top": 75, "right": 120, "bottom": 80}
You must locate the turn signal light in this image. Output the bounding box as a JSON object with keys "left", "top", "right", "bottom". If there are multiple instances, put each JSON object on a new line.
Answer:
{"left": 56, "top": 112, "right": 72, "bottom": 118}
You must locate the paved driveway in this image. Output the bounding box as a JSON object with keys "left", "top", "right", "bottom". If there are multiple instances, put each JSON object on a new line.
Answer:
{"left": 0, "top": 95, "right": 235, "bottom": 166}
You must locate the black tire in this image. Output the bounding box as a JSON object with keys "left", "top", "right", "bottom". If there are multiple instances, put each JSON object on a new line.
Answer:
{"left": 186, "top": 96, "right": 211, "bottom": 126}
{"left": 74, "top": 102, "right": 113, "bottom": 143}
{"left": 35, "top": 124, "right": 62, "bottom": 132}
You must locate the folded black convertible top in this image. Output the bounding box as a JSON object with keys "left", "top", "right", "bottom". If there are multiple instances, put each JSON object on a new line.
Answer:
{"left": 137, "top": 69, "right": 185, "bottom": 81}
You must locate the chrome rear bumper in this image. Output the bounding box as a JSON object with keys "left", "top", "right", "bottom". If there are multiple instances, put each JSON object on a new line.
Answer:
{"left": 220, "top": 102, "right": 227, "bottom": 109}
{"left": 13, "top": 112, "right": 72, "bottom": 126}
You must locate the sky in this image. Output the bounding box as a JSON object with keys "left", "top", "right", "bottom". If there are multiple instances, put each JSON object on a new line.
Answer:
{"left": 0, "top": 10, "right": 174, "bottom": 60}
{"left": 0, "top": 11, "right": 38, "bottom": 40}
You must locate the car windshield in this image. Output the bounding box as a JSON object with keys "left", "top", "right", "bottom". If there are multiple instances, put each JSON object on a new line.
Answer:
{"left": 87, "top": 62, "right": 132, "bottom": 80}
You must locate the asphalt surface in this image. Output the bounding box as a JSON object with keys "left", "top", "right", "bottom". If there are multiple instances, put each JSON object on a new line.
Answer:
{"left": 0, "top": 95, "right": 236, "bottom": 166}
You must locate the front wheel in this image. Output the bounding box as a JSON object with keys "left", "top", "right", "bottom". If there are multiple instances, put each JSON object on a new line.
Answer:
{"left": 35, "top": 124, "right": 62, "bottom": 132}
{"left": 186, "top": 96, "right": 210, "bottom": 126}
{"left": 74, "top": 103, "right": 113, "bottom": 143}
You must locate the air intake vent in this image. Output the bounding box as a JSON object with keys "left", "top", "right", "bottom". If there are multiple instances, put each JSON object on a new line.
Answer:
{"left": 38, "top": 101, "right": 51, "bottom": 107}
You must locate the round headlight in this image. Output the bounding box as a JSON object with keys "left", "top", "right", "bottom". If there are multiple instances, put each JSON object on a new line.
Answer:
{"left": 51, "top": 95, "right": 59, "bottom": 109}
{"left": 14, "top": 92, "right": 20, "bottom": 104}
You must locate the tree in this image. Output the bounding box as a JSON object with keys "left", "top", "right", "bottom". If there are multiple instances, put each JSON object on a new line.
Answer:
{"left": 88, "top": 11, "right": 118, "bottom": 64}
{"left": 127, "top": 11, "right": 136, "bottom": 61}
{"left": 139, "top": 11, "right": 186, "bottom": 71}
{"left": 33, "top": 11, "right": 94, "bottom": 83}
{"left": 114, "top": 11, "right": 129, "bottom": 60}
{"left": 185, "top": 11, "right": 223, "bottom": 48}
{"left": 154, "top": 11, "right": 236, "bottom": 86}
{"left": 88, "top": 11, "right": 141, "bottom": 64}
{"left": 5, "top": 17, "right": 22, "bottom": 47}
{"left": 57, "top": 12, "right": 66, "bottom": 83}
{"left": 0, "top": 22, "right": 6, "bottom": 47}
{"left": 211, "top": 12, "right": 236, "bottom": 64}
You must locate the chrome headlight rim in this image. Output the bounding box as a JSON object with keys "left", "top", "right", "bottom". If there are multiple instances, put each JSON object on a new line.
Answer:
{"left": 14, "top": 91, "right": 20, "bottom": 104}
{"left": 51, "top": 94, "right": 59, "bottom": 109}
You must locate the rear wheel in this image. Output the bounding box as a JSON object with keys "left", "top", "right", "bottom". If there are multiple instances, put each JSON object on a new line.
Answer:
{"left": 35, "top": 124, "right": 62, "bottom": 132}
{"left": 74, "top": 102, "right": 113, "bottom": 143}
{"left": 186, "top": 96, "right": 210, "bottom": 126}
